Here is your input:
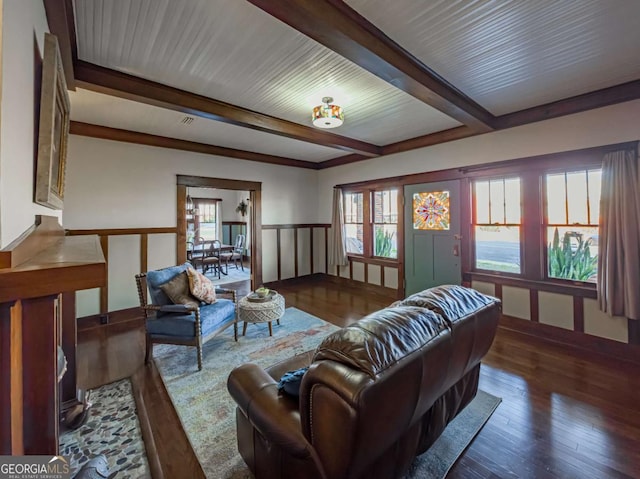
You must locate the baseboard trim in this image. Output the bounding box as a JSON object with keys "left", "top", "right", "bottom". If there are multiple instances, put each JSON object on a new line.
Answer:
{"left": 499, "top": 314, "right": 640, "bottom": 366}
{"left": 78, "top": 307, "right": 144, "bottom": 332}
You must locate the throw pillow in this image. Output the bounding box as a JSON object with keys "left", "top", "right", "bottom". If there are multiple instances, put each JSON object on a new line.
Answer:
{"left": 186, "top": 266, "right": 217, "bottom": 304}
{"left": 159, "top": 272, "right": 200, "bottom": 309}
{"left": 277, "top": 367, "right": 308, "bottom": 397}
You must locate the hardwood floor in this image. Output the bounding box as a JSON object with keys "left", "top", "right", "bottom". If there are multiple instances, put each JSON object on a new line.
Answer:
{"left": 77, "top": 278, "right": 640, "bottom": 479}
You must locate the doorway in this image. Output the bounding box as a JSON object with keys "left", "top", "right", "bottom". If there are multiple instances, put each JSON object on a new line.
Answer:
{"left": 404, "top": 180, "right": 461, "bottom": 295}
{"left": 176, "top": 175, "right": 262, "bottom": 289}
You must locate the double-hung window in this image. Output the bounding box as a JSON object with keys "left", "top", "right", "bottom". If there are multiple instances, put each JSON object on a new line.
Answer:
{"left": 473, "top": 177, "right": 522, "bottom": 274}
{"left": 195, "top": 199, "right": 218, "bottom": 240}
{"left": 545, "top": 169, "right": 601, "bottom": 283}
{"left": 343, "top": 188, "right": 399, "bottom": 260}
{"left": 372, "top": 189, "right": 398, "bottom": 259}
{"left": 344, "top": 192, "right": 364, "bottom": 255}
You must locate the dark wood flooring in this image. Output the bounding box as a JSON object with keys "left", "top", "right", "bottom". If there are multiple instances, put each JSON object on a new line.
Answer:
{"left": 77, "top": 278, "right": 640, "bottom": 479}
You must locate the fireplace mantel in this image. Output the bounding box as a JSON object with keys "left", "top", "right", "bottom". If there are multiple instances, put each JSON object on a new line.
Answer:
{"left": 0, "top": 215, "right": 106, "bottom": 455}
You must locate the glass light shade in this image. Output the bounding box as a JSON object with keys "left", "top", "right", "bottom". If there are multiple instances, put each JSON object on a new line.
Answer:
{"left": 312, "top": 98, "right": 344, "bottom": 128}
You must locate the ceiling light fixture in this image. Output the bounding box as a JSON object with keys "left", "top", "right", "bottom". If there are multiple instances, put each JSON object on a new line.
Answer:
{"left": 312, "top": 96, "right": 344, "bottom": 129}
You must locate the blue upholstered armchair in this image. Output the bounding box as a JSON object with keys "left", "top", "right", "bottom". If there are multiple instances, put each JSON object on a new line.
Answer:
{"left": 135, "top": 263, "right": 238, "bottom": 371}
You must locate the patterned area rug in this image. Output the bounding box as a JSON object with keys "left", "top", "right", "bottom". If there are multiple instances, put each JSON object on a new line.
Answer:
{"left": 59, "top": 379, "right": 149, "bottom": 478}
{"left": 154, "top": 307, "right": 338, "bottom": 478}
{"left": 207, "top": 265, "right": 250, "bottom": 287}
{"left": 154, "top": 307, "right": 500, "bottom": 479}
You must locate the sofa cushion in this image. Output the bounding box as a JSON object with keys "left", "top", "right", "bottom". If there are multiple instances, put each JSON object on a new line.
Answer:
{"left": 159, "top": 272, "right": 200, "bottom": 309}
{"left": 314, "top": 306, "right": 448, "bottom": 379}
{"left": 146, "top": 263, "right": 190, "bottom": 306}
{"left": 400, "top": 285, "right": 497, "bottom": 325}
{"left": 149, "top": 298, "right": 235, "bottom": 338}
{"left": 187, "top": 266, "right": 217, "bottom": 304}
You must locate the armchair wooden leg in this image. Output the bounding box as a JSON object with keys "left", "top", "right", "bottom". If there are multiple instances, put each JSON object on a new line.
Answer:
{"left": 197, "top": 337, "right": 203, "bottom": 371}
{"left": 233, "top": 321, "right": 238, "bottom": 341}
{"left": 144, "top": 332, "right": 152, "bottom": 365}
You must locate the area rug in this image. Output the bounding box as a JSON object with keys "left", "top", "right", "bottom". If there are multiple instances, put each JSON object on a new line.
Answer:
{"left": 154, "top": 307, "right": 500, "bottom": 478}
{"left": 59, "top": 379, "right": 149, "bottom": 478}
{"left": 207, "top": 265, "right": 251, "bottom": 287}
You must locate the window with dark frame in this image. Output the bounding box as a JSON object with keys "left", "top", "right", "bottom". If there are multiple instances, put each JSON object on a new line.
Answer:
{"left": 372, "top": 189, "right": 398, "bottom": 259}
{"left": 342, "top": 188, "right": 400, "bottom": 260}
{"left": 194, "top": 199, "right": 218, "bottom": 241}
{"left": 473, "top": 177, "right": 522, "bottom": 274}
{"left": 344, "top": 192, "right": 364, "bottom": 255}
{"left": 545, "top": 168, "right": 601, "bottom": 283}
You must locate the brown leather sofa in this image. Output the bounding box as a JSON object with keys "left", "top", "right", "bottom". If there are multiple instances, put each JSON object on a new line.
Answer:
{"left": 227, "top": 285, "right": 501, "bottom": 479}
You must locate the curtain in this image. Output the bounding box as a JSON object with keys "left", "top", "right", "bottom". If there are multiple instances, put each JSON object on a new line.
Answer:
{"left": 216, "top": 201, "right": 223, "bottom": 243}
{"left": 329, "top": 187, "right": 348, "bottom": 267}
{"left": 597, "top": 147, "right": 640, "bottom": 320}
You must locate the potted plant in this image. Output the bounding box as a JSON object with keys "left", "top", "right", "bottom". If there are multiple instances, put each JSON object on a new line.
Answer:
{"left": 236, "top": 200, "right": 248, "bottom": 217}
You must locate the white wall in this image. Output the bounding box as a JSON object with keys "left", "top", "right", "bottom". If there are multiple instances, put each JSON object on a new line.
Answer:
{"left": 64, "top": 135, "right": 318, "bottom": 314}
{"left": 317, "top": 100, "right": 640, "bottom": 221}
{"left": 64, "top": 137, "right": 317, "bottom": 228}
{"left": 0, "top": 0, "right": 62, "bottom": 247}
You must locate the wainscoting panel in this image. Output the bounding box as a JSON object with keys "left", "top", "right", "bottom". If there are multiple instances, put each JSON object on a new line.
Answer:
{"left": 261, "top": 229, "right": 278, "bottom": 283}
{"left": 538, "top": 291, "right": 573, "bottom": 331}
{"left": 279, "top": 229, "right": 296, "bottom": 281}
{"left": 502, "top": 285, "right": 531, "bottom": 320}
{"left": 583, "top": 298, "right": 628, "bottom": 343}
{"left": 313, "top": 227, "right": 327, "bottom": 274}
{"left": 107, "top": 235, "right": 141, "bottom": 312}
{"left": 384, "top": 267, "right": 398, "bottom": 290}
{"left": 76, "top": 288, "right": 100, "bottom": 318}
{"left": 297, "top": 228, "right": 311, "bottom": 277}
{"left": 368, "top": 264, "right": 382, "bottom": 286}
{"left": 352, "top": 262, "right": 365, "bottom": 282}
{"left": 471, "top": 280, "right": 496, "bottom": 297}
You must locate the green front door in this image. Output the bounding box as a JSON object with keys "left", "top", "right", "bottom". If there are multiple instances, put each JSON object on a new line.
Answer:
{"left": 404, "top": 180, "right": 461, "bottom": 295}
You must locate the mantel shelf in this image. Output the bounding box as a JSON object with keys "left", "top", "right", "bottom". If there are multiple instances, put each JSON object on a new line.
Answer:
{"left": 0, "top": 217, "right": 106, "bottom": 303}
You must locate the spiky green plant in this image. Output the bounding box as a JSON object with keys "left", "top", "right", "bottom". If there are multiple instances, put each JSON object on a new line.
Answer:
{"left": 548, "top": 228, "right": 597, "bottom": 281}
{"left": 374, "top": 228, "right": 396, "bottom": 258}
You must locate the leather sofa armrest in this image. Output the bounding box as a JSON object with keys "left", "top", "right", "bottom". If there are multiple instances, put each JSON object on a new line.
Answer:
{"left": 227, "top": 363, "right": 323, "bottom": 466}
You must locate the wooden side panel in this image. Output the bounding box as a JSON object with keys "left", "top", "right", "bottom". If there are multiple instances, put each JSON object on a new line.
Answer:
{"left": 60, "top": 292, "right": 77, "bottom": 403}
{"left": 0, "top": 301, "right": 23, "bottom": 455}
{"left": 177, "top": 184, "right": 187, "bottom": 266}
{"left": 21, "top": 296, "right": 58, "bottom": 454}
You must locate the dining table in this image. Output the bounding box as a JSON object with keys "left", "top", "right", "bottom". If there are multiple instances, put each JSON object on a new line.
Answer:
{"left": 188, "top": 241, "right": 234, "bottom": 275}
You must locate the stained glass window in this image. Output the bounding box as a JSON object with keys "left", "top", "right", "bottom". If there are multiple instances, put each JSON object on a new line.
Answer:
{"left": 413, "top": 191, "right": 450, "bottom": 230}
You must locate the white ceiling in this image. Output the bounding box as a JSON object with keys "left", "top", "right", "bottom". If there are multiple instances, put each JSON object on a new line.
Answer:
{"left": 69, "top": 0, "right": 640, "bottom": 163}
{"left": 346, "top": 0, "right": 640, "bottom": 115}
{"left": 69, "top": 89, "right": 343, "bottom": 162}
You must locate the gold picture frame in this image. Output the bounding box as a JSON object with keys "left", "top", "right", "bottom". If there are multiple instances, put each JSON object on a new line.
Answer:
{"left": 35, "top": 33, "right": 70, "bottom": 210}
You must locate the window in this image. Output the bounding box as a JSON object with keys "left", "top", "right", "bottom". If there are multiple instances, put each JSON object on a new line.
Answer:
{"left": 545, "top": 169, "right": 601, "bottom": 283}
{"left": 373, "top": 189, "right": 398, "bottom": 258}
{"left": 342, "top": 187, "right": 399, "bottom": 260}
{"left": 194, "top": 199, "right": 218, "bottom": 240}
{"left": 344, "top": 192, "right": 363, "bottom": 254}
{"left": 473, "top": 177, "right": 522, "bottom": 274}
{"left": 413, "top": 190, "right": 450, "bottom": 230}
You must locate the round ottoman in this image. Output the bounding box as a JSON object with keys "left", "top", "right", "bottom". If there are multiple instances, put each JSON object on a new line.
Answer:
{"left": 238, "top": 293, "right": 285, "bottom": 337}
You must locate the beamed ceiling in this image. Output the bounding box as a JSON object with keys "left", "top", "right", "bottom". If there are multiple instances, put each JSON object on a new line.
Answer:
{"left": 46, "top": 0, "right": 640, "bottom": 170}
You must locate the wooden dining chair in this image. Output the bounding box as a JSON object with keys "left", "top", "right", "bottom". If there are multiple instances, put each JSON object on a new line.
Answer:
{"left": 197, "top": 240, "right": 222, "bottom": 279}
{"left": 221, "top": 234, "right": 245, "bottom": 271}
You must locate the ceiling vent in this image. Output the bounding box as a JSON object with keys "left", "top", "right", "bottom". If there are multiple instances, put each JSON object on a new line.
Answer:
{"left": 181, "top": 116, "right": 195, "bottom": 125}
